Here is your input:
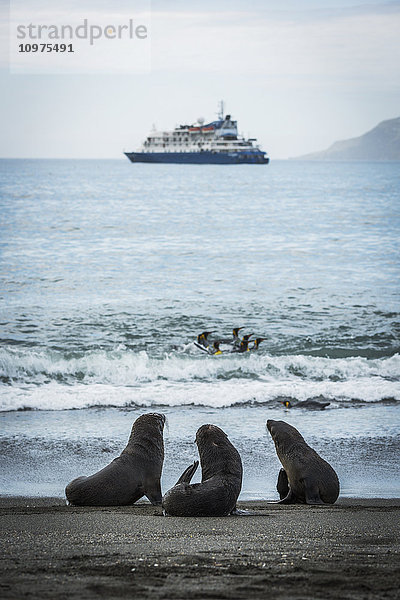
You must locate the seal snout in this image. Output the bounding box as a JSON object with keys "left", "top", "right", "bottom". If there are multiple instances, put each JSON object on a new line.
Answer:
{"left": 266, "top": 419, "right": 275, "bottom": 433}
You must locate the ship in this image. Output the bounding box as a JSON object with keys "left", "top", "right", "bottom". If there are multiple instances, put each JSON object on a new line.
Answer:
{"left": 124, "top": 102, "right": 269, "bottom": 165}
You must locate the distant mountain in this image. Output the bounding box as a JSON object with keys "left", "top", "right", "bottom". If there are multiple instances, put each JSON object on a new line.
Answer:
{"left": 295, "top": 117, "right": 400, "bottom": 161}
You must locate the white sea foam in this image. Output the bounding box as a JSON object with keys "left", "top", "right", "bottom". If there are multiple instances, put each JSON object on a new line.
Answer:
{"left": 1, "top": 378, "right": 400, "bottom": 412}
{"left": 1, "top": 347, "right": 399, "bottom": 386}
{"left": 0, "top": 351, "right": 399, "bottom": 411}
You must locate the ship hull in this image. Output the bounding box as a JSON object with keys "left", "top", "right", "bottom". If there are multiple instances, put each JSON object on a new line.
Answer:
{"left": 124, "top": 151, "right": 269, "bottom": 165}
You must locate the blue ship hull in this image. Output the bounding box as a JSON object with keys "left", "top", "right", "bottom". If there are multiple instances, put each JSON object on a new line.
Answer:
{"left": 124, "top": 151, "right": 269, "bottom": 165}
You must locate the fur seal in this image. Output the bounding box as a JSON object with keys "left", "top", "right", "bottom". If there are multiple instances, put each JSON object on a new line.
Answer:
{"left": 65, "top": 413, "right": 165, "bottom": 506}
{"left": 267, "top": 419, "right": 339, "bottom": 505}
{"left": 162, "top": 424, "right": 243, "bottom": 516}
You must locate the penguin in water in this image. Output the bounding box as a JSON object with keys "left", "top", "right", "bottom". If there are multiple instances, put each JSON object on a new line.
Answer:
{"left": 249, "top": 337, "right": 266, "bottom": 350}
{"left": 281, "top": 399, "right": 330, "bottom": 410}
{"left": 197, "top": 331, "right": 215, "bottom": 347}
{"left": 195, "top": 331, "right": 216, "bottom": 352}
{"left": 194, "top": 329, "right": 265, "bottom": 355}
{"left": 232, "top": 327, "right": 244, "bottom": 347}
{"left": 233, "top": 334, "right": 254, "bottom": 353}
{"left": 208, "top": 341, "right": 223, "bottom": 356}
{"left": 215, "top": 327, "right": 244, "bottom": 351}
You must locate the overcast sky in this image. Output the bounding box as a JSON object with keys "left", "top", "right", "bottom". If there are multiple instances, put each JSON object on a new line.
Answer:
{"left": 0, "top": 0, "right": 399, "bottom": 158}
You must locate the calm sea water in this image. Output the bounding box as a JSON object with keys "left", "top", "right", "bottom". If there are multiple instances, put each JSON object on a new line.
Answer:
{"left": 0, "top": 158, "right": 399, "bottom": 499}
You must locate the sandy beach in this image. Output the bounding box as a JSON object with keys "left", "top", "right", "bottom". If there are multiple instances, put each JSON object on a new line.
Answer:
{"left": 0, "top": 497, "right": 399, "bottom": 599}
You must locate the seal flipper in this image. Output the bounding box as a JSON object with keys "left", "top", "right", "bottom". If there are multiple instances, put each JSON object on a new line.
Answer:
{"left": 304, "top": 479, "right": 325, "bottom": 505}
{"left": 129, "top": 488, "right": 146, "bottom": 505}
{"left": 230, "top": 507, "right": 256, "bottom": 515}
{"left": 175, "top": 460, "right": 199, "bottom": 485}
{"left": 277, "top": 468, "right": 289, "bottom": 500}
{"left": 144, "top": 481, "right": 162, "bottom": 506}
{"left": 277, "top": 488, "right": 296, "bottom": 504}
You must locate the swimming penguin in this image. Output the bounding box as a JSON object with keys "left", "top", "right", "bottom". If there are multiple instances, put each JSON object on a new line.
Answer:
{"left": 281, "top": 399, "right": 330, "bottom": 410}
{"left": 214, "top": 327, "right": 244, "bottom": 351}
{"left": 197, "top": 331, "right": 215, "bottom": 346}
{"left": 249, "top": 337, "right": 266, "bottom": 350}
{"left": 195, "top": 331, "right": 215, "bottom": 351}
{"left": 233, "top": 334, "right": 254, "bottom": 353}
{"left": 232, "top": 327, "right": 244, "bottom": 346}
{"left": 208, "top": 341, "right": 223, "bottom": 356}
{"left": 226, "top": 327, "right": 244, "bottom": 346}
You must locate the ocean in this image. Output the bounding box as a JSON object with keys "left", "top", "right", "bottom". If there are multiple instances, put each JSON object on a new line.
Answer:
{"left": 0, "top": 158, "right": 399, "bottom": 500}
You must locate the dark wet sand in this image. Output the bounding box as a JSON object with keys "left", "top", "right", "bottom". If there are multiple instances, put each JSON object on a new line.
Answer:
{"left": 1, "top": 497, "right": 399, "bottom": 599}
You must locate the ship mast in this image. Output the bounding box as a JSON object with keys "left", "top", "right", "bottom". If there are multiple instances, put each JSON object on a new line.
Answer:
{"left": 217, "top": 100, "right": 225, "bottom": 120}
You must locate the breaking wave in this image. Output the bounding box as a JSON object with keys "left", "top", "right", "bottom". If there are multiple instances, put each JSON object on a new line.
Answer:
{"left": 1, "top": 346, "right": 399, "bottom": 411}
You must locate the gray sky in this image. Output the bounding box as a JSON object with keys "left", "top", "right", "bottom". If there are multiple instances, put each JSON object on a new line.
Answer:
{"left": 1, "top": 0, "right": 399, "bottom": 158}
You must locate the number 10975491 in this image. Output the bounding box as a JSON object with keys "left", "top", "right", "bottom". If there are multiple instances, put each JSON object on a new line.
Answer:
{"left": 18, "top": 43, "right": 74, "bottom": 52}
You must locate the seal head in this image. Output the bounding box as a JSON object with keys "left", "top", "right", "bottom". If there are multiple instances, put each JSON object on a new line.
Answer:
{"left": 65, "top": 413, "right": 165, "bottom": 506}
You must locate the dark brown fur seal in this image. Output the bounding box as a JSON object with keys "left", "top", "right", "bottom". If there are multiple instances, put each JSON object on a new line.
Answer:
{"left": 162, "top": 424, "right": 243, "bottom": 516}
{"left": 65, "top": 413, "right": 165, "bottom": 506}
{"left": 267, "top": 419, "right": 339, "bottom": 505}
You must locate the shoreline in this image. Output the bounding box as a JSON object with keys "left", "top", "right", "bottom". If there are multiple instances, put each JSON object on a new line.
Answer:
{"left": 1, "top": 498, "right": 399, "bottom": 599}
{"left": 1, "top": 495, "right": 400, "bottom": 507}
